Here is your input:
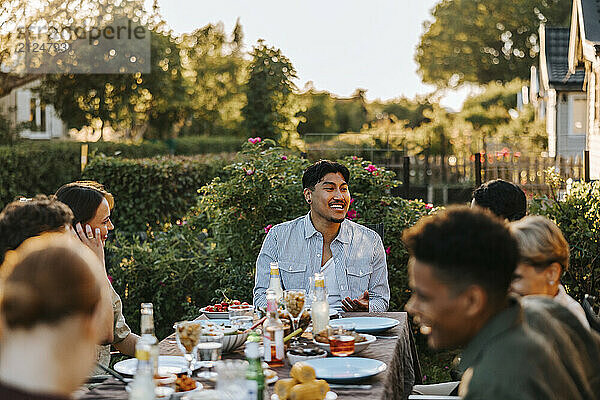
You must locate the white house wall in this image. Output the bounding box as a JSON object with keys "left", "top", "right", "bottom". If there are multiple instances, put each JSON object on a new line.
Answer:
{"left": 588, "top": 68, "right": 600, "bottom": 179}
{"left": 554, "top": 92, "right": 586, "bottom": 158}
{"left": 0, "top": 79, "right": 66, "bottom": 139}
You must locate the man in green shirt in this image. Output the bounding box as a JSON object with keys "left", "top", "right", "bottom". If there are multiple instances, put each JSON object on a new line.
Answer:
{"left": 403, "top": 206, "right": 598, "bottom": 399}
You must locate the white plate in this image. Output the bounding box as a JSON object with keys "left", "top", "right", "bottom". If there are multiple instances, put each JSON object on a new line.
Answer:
{"left": 271, "top": 391, "right": 337, "bottom": 400}
{"left": 264, "top": 369, "right": 279, "bottom": 385}
{"left": 303, "top": 357, "right": 387, "bottom": 383}
{"left": 329, "top": 317, "right": 399, "bottom": 334}
{"left": 313, "top": 333, "right": 377, "bottom": 354}
{"left": 115, "top": 355, "right": 192, "bottom": 376}
{"left": 126, "top": 381, "right": 202, "bottom": 398}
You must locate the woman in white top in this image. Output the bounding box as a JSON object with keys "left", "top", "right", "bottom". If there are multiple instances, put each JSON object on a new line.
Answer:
{"left": 509, "top": 215, "right": 590, "bottom": 329}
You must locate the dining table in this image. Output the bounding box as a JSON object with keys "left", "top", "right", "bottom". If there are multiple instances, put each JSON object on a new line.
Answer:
{"left": 78, "top": 311, "right": 422, "bottom": 400}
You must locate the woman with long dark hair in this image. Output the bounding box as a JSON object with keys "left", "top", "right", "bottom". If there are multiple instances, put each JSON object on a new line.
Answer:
{"left": 56, "top": 181, "right": 139, "bottom": 368}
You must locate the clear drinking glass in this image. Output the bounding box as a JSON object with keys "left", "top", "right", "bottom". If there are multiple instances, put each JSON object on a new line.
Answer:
{"left": 215, "top": 360, "right": 248, "bottom": 399}
{"left": 174, "top": 320, "right": 203, "bottom": 376}
{"left": 196, "top": 332, "right": 224, "bottom": 379}
{"left": 328, "top": 321, "right": 356, "bottom": 357}
{"left": 284, "top": 289, "right": 306, "bottom": 332}
{"left": 228, "top": 304, "right": 255, "bottom": 331}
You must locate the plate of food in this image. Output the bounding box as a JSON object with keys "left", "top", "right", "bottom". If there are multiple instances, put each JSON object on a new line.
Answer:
{"left": 264, "top": 368, "right": 279, "bottom": 385}
{"left": 272, "top": 362, "right": 336, "bottom": 400}
{"left": 313, "top": 332, "right": 376, "bottom": 354}
{"left": 125, "top": 374, "right": 202, "bottom": 398}
{"left": 329, "top": 317, "right": 399, "bottom": 334}
{"left": 115, "top": 355, "right": 193, "bottom": 376}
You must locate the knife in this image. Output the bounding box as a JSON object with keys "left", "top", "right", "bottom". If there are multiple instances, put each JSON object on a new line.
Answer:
{"left": 329, "top": 384, "right": 372, "bottom": 390}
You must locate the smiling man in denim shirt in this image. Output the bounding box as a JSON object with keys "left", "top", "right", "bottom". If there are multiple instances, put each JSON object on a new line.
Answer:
{"left": 253, "top": 160, "right": 390, "bottom": 312}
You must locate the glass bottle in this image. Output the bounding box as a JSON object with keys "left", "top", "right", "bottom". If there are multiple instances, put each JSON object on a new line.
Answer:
{"left": 262, "top": 289, "right": 284, "bottom": 367}
{"left": 245, "top": 338, "right": 265, "bottom": 400}
{"left": 128, "top": 341, "right": 156, "bottom": 400}
{"left": 311, "top": 272, "right": 330, "bottom": 336}
{"left": 268, "top": 262, "right": 284, "bottom": 305}
{"left": 140, "top": 303, "right": 159, "bottom": 376}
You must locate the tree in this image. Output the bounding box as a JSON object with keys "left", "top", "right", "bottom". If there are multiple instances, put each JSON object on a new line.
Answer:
{"left": 39, "top": 27, "right": 187, "bottom": 141}
{"left": 416, "top": 0, "right": 571, "bottom": 87}
{"left": 241, "top": 40, "right": 302, "bottom": 147}
{"left": 296, "top": 85, "right": 339, "bottom": 135}
{"left": 180, "top": 22, "right": 247, "bottom": 136}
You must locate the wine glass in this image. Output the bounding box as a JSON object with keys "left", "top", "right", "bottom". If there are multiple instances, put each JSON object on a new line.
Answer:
{"left": 174, "top": 321, "right": 203, "bottom": 376}
{"left": 284, "top": 289, "right": 306, "bottom": 332}
{"left": 196, "top": 332, "right": 224, "bottom": 380}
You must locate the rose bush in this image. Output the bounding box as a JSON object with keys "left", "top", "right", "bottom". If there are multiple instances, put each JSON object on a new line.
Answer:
{"left": 529, "top": 174, "right": 600, "bottom": 300}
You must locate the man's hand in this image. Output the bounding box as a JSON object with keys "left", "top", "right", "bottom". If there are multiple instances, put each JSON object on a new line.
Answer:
{"left": 342, "top": 290, "right": 369, "bottom": 312}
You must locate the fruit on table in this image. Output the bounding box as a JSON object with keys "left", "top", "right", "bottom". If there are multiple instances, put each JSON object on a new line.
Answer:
{"left": 204, "top": 300, "right": 249, "bottom": 312}
{"left": 275, "top": 378, "right": 296, "bottom": 399}
{"left": 290, "top": 362, "right": 316, "bottom": 383}
{"left": 274, "top": 363, "right": 330, "bottom": 400}
{"left": 289, "top": 380, "right": 329, "bottom": 400}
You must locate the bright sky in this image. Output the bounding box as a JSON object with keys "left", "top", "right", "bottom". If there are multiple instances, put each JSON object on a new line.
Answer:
{"left": 152, "top": 0, "right": 471, "bottom": 110}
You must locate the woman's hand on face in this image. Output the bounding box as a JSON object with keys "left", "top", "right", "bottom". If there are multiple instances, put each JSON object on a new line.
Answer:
{"left": 75, "top": 222, "right": 105, "bottom": 263}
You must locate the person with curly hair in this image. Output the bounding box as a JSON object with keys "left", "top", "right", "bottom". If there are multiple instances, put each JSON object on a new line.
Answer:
{"left": 403, "top": 206, "right": 597, "bottom": 399}
{"left": 0, "top": 195, "right": 74, "bottom": 266}
{"left": 471, "top": 179, "right": 527, "bottom": 221}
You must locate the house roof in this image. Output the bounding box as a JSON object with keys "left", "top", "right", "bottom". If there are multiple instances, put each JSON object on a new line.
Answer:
{"left": 581, "top": 0, "right": 600, "bottom": 43}
{"left": 543, "top": 27, "right": 585, "bottom": 90}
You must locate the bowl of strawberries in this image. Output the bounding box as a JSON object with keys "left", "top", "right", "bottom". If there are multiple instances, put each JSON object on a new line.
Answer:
{"left": 200, "top": 299, "right": 251, "bottom": 319}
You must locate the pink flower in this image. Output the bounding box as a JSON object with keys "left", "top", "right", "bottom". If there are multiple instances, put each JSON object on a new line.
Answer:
{"left": 347, "top": 209, "right": 358, "bottom": 220}
{"left": 246, "top": 169, "right": 254, "bottom": 175}
{"left": 281, "top": 155, "right": 288, "bottom": 160}
{"left": 385, "top": 246, "right": 391, "bottom": 255}
{"left": 264, "top": 224, "right": 273, "bottom": 234}
{"left": 425, "top": 203, "right": 433, "bottom": 210}
{"left": 365, "top": 164, "right": 378, "bottom": 173}
{"left": 248, "top": 137, "right": 262, "bottom": 144}
{"left": 107, "top": 275, "right": 113, "bottom": 284}
{"left": 351, "top": 156, "right": 358, "bottom": 161}
{"left": 349, "top": 198, "right": 355, "bottom": 205}
{"left": 159, "top": 281, "right": 166, "bottom": 287}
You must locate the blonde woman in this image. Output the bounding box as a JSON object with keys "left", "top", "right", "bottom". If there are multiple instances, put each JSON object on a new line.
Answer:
{"left": 0, "top": 234, "right": 112, "bottom": 399}
{"left": 509, "top": 216, "right": 589, "bottom": 329}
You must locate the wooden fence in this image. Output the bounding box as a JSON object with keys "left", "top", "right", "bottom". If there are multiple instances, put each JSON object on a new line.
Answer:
{"left": 306, "top": 144, "right": 584, "bottom": 204}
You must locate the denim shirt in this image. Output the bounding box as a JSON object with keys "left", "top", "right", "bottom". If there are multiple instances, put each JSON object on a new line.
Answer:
{"left": 253, "top": 213, "right": 390, "bottom": 312}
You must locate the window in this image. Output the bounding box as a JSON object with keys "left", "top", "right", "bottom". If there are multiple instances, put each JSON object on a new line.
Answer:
{"left": 28, "top": 97, "right": 46, "bottom": 132}
{"left": 572, "top": 97, "right": 587, "bottom": 135}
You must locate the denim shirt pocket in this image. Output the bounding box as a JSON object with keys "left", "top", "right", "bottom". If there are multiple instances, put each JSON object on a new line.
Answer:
{"left": 278, "top": 261, "right": 308, "bottom": 290}
{"left": 345, "top": 261, "right": 373, "bottom": 296}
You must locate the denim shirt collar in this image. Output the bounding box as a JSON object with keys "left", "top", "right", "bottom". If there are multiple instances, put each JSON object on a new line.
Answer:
{"left": 303, "top": 212, "right": 350, "bottom": 244}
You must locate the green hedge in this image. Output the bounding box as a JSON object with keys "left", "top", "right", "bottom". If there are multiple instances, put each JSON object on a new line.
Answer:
{"left": 84, "top": 154, "right": 234, "bottom": 233}
{"left": 107, "top": 141, "right": 435, "bottom": 338}
{"left": 0, "top": 137, "right": 243, "bottom": 208}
